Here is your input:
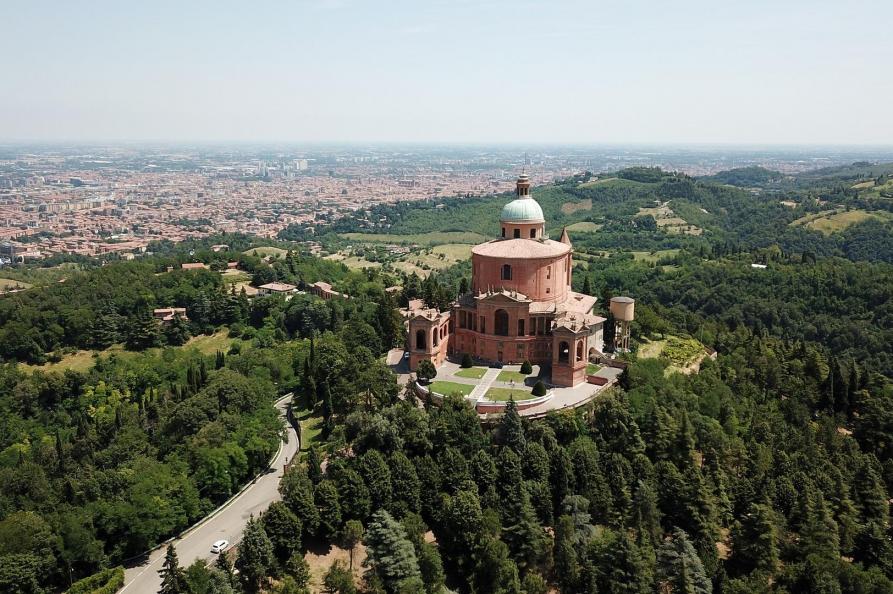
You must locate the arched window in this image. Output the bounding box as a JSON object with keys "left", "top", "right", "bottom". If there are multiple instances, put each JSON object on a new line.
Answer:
{"left": 494, "top": 309, "right": 509, "bottom": 336}
{"left": 558, "top": 341, "right": 570, "bottom": 364}
{"left": 415, "top": 329, "right": 426, "bottom": 350}
{"left": 501, "top": 264, "right": 512, "bottom": 280}
{"left": 433, "top": 330, "right": 439, "bottom": 347}
{"left": 576, "top": 341, "right": 584, "bottom": 361}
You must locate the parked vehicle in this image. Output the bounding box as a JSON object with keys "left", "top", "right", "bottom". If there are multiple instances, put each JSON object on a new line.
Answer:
{"left": 211, "top": 540, "right": 229, "bottom": 554}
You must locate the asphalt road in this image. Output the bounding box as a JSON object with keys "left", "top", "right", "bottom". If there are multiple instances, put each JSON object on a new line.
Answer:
{"left": 120, "top": 394, "right": 299, "bottom": 594}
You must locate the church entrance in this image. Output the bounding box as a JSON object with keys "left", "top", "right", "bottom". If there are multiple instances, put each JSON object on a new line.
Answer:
{"left": 494, "top": 309, "right": 509, "bottom": 336}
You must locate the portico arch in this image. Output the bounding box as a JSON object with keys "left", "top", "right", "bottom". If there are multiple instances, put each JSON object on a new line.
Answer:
{"left": 558, "top": 341, "right": 570, "bottom": 364}
{"left": 495, "top": 309, "right": 509, "bottom": 336}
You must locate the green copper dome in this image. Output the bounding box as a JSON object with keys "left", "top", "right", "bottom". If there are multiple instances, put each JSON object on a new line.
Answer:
{"left": 500, "top": 197, "right": 545, "bottom": 223}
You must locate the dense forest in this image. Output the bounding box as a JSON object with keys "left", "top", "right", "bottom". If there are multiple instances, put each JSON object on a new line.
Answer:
{"left": 2, "top": 164, "right": 893, "bottom": 594}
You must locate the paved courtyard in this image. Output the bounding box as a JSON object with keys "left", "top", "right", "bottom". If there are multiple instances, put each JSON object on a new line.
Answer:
{"left": 388, "top": 349, "right": 623, "bottom": 417}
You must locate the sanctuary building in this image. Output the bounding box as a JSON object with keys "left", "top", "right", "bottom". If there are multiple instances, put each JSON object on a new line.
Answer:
{"left": 409, "top": 174, "right": 608, "bottom": 387}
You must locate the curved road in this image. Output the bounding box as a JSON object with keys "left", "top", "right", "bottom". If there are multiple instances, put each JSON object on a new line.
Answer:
{"left": 120, "top": 394, "right": 299, "bottom": 594}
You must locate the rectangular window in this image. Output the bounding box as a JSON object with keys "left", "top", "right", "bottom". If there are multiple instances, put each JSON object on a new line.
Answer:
{"left": 480, "top": 316, "right": 486, "bottom": 334}
{"left": 530, "top": 229, "right": 536, "bottom": 238}
{"left": 547, "top": 266, "right": 551, "bottom": 279}
{"left": 518, "top": 319, "right": 525, "bottom": 336}
{"left": 513, "top": 228, "right": 520, "bottom": 238}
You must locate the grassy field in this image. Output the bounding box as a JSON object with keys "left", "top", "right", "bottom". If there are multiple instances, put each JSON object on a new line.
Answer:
{"left": 341, "top": 231, "right": 488, "bottom": 246}
{"left": 496, "top": 370, "right": 529, "bottom": 383}
{"left": 428, "top": 380, "right": 474, "bottom": 396}
{"left": 294, "top": 407, "right": 323, "bottom": 453}
{"left": 637, "top": 203, "right": 702, "bottom": 235}
{"left": 325, "top": 253, "right": 382, "bottom": 270}
{"left": 0, "top": 278, "right": 32, "bottom": 291}
{"left": 579, "top": 177, "right": 649, "bottom": 189}
{"left": 632, "top": 249, "right": 680, "bottom": 263}
{"left": 182, "top": 331, "right": 238, "bottom": 355}
{"left": 566, "top": 221, "right": 603, "bottom": 233}
{"left": 20, "top": 349, "right": 115, "bottom": 374}
{"left": 454, "top": 367, "right": 487, "bottom": 379}
{"left": 792, "top": 209, "right": 892, "bottom": 235}
{"left": 484, "top": 387, "right": 534, "bottom": 401}
{"left": 244, "top": 246, "right": 289, "bottom": 258}
{"left": 20, "top": 331, "right": 239, "bottom": 374}
{"left": 390, "top": 242, "right": 474, "bottom": 277}
{"left": 586, "top": 363, "right": 603, "bottom": 375}
{"left": 560, "top": 199, "right": 592, "bottom": 215}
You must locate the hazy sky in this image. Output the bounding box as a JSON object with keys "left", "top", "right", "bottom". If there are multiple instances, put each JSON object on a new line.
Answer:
{"left": 2, "top": 0, "right": 891, "bottom": 144}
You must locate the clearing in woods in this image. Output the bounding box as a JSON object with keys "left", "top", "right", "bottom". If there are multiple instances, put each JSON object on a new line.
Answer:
{"left": 565, "top": 221, "right": 603, "bottom": 233}
{"left": 791, "top": 209, "right": 892, "bottom": 235}
{"left": 340, "top": 231, "right": 488, "bottom": 246}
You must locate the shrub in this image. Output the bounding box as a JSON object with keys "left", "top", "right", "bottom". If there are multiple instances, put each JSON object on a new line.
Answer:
{"left": 416, "top": 360, "right": 437, "bottom": 383}
{"left": 532, "top": 380, "right": 547, "bottom": 397}
{"left": 520, "top": 360, "right": 533, "bottom": 375}
{"left": 460, "top": 353, "right": 473, "bottom": 368}
{"left": 67, "top": 567, "right": 124, "bottom": 594}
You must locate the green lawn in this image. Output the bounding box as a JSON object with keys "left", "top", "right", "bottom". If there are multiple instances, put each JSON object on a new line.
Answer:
{"left": 484, "top": 387, "right": 534, "bottom": 401}
{"left": 586, "top": 363, "right": 602, "bottom": 375}
{"left": 183, "top": 331, "right": 238, "bottom": 355}
{"left": 244, "top": 246, "right": 289, "bottom": 258}
{"left": 428, "top": 380, "right": 474, "bottom": 396}
{"left": 454, "top": 367, "right": 487, "bottom": 379}
{"left": 292, "top": 405, "right": 323, "bottom": 453}
{"left": 632, "top": 249, "right": 680, "bottom": 263}
{"left": 496, "top": 370, "right": 528, "bottom": 383}
{"left": 0, "top": 278, "right": 32, "bottom": 291}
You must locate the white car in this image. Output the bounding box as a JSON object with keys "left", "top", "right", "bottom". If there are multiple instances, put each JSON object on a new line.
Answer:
{"left": 210, "top": 540, "right": 229, "bottom": 554}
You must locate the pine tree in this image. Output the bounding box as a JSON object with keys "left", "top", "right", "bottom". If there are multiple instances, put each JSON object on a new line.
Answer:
{"left": 632, "top": 479, "right": 662, "bottom": 546}
{"left": 315, "top": 480, "right": 343, "bottom": 540}
{"left": 499, "top": 398, "right": 526, "bottom": 454}
{"left": 280, "top": 466, "right": 320, "bottom": 542}
{"left": 358, "top": 449, "right": 393, "bottom": 511}
{"left": 802, "top": 495, "right": 840, "bottom": 563}
{"left": 340, "top": 520, "right": 364, "bottom": 570}
{"left": 389, "top": 451, "right": 421, "bottom": 517}
{"left": 582, "top": 274, "right": 592, "bottom": 296}
{"left": 731, "top": 502, "right": 778, "bottom": 575}
{"left": 261, "top": 501, "right": 303, "bottom": 562}
{"left": 363, "top": 510, "right": 423, "bottom": 592}
{"left": 237, "top": 515, "right": 275, "bottom": 592}
{"left": 306, "top": 446, "right": 324, "bottom": 485}
{"left": 126, "top": 311, "right": 161, "bottom": 350}
{"left": 502, "top": 491, "right": 550, "bottom": 573}
{"left": 215, "top": 550, "right": 235, "bottom": 588}
{"left": 602, "top": 531, "right": 651, "bottom": 594}
{"left": 656, "top": 528, "right": 712, "bottom": 594}
{"left": 159, "top": 544, "right": 184, "bottom": 594}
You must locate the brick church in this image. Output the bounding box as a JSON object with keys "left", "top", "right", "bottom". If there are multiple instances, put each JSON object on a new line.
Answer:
{"left": 408, "top": 173, "right": 606, "bottom": 387}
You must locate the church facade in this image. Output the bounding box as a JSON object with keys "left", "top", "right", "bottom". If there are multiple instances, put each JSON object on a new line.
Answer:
{"left": 408, "top": 174, "right": 606, "bottom": 387}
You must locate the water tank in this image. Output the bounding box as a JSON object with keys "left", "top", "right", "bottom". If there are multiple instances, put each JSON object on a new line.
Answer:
{"left": 609, "top": 296, "right": 635, "bottom": 321}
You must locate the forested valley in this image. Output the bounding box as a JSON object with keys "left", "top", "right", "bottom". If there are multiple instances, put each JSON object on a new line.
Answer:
{"left": 2, "top": 162, "right": 893, "bottom": 594}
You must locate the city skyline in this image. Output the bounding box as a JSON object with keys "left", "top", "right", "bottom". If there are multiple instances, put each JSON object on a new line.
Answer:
{"left": 2, "top": 0, "right": 892, "bottom": 145}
